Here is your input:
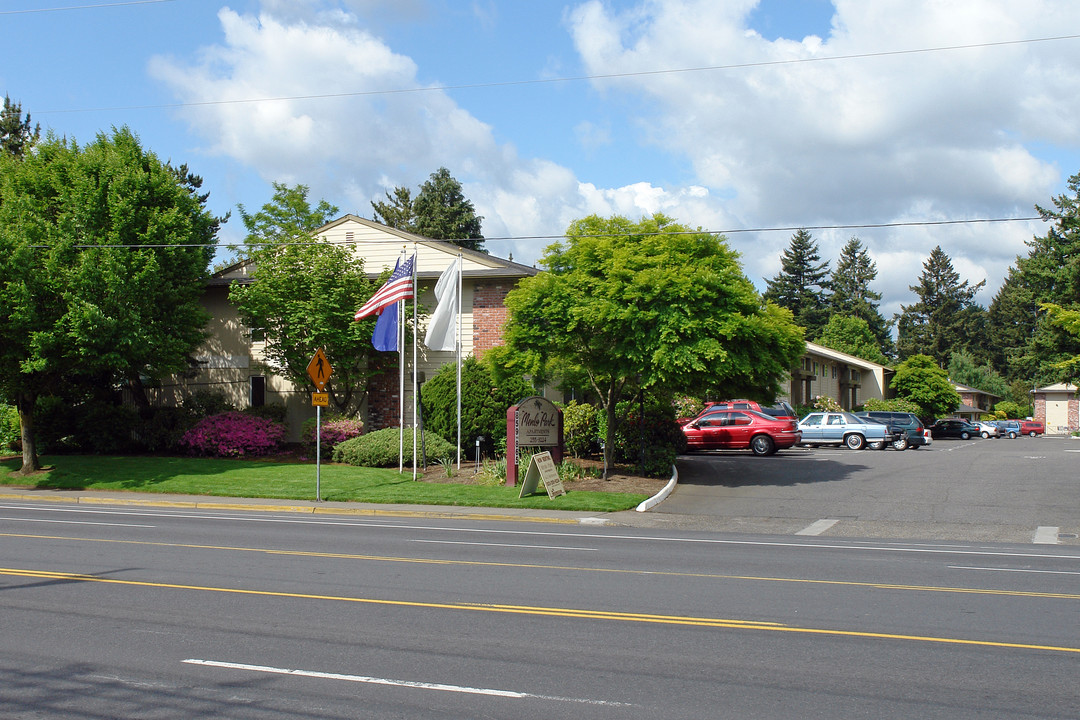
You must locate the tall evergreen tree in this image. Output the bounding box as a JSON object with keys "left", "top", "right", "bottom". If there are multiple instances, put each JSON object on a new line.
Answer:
{"left": 988, "top": 170, "right": 1080, "bottom": 384}
{"left": 370, "top": 186, "right": 416, "bottom": 232}
{"left": 895, "top": 246, "right": 987, "bottom": 367}
{"left": 763, "top": 229, "right": 831, "bottom": 337}
{"left": 829, "top": 236, "right": 891, "bottom": 356}
{"left": 0, "top": 95, "right": 39, "bottom": 158}
{"left": 371, "top": 167, "right": 485, "bottom": 252}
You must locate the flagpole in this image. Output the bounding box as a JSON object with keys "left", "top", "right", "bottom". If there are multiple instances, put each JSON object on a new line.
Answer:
{"left": 456, "top": 253, "right": 463, "bottom": 469}
{"left": 412, "top": 243, "right": 419, "bottom": 481}
{"left": 398, "top": 249, "right": 405, "bottom": 474}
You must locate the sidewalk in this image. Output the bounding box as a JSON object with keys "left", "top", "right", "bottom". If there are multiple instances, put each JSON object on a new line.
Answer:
{"left": 0, "top": 484, "right": 678, "bottom": 528}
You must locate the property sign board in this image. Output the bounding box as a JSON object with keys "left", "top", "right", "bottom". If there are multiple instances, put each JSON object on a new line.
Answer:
{"left": 505, "top": 396, "right": 564, "bottom": 486}
{"left": 515, "top": 396, "right": 560, "bottom": 446}
{"left": 518, "top": 451, "right": 566, "bottom": 499}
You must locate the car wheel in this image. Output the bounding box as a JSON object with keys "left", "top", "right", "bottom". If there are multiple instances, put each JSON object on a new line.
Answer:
{"left": 845, "top": 433, "right": 865, "bottom": 450}
{"left": 1009, "top": 432, "right": 1017, "bottom": 439}
{"left": 892, "top": 436, "right": 909, "bottom": 451}
{"left": 751, "top": 434, "right": 775, "bottom": 456}
{"left": 960, "top": 431, "right": 971, "bottom": 440}
{"left": 981, "top": 432, "right": 990, "bottom": 438}
{"left": 1029, "top": 431, "right": 1037, "bottom": 437}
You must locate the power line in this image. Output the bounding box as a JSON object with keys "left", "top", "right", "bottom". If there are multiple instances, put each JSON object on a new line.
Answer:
{"left": 0, "top": 0, "right": 175, "bottom": 14}
{"left": 42, "top": 215, "right": 1044, "bottom": 249}
{"left": 36, "top": 33, "right": 1080, "bottom": 115}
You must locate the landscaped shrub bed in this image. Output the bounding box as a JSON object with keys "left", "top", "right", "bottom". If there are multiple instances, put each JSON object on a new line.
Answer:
{"left": 180, "top": 412, "right": 287, "bottom": 457}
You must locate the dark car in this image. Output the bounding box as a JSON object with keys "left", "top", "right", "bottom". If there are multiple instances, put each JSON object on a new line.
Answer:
{"left": 855, "top": 411, "right": 928, "bottom": 450}
{"left": 681, "top": 408, "right": 801, "bottom": 456}
{"left": 929, "top": 419, "right": 982, "bottom": 440}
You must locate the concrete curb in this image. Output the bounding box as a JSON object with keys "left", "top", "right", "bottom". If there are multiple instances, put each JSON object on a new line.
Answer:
{"left": 0, "top": 491, "right": 586, "bottom": 525}
{"left": 635, "top": 464, "right": 678, "bottom": 512}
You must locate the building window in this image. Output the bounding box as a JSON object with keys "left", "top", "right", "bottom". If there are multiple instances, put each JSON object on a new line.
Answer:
{"left": 250, "top": 376, "right": 265, "bottom": 407}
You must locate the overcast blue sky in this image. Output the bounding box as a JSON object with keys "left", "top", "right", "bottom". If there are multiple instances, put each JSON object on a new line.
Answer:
{"left": 4, "top": 0, "right": 1080, "bottom": 320}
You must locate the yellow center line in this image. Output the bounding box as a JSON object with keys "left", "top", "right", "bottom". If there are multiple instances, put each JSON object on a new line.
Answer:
{"left": 2, "top": 565, "right": 1077, "bottom": 655}
{"left": 2, "top": 531, "right": 1078, "bottom": 600}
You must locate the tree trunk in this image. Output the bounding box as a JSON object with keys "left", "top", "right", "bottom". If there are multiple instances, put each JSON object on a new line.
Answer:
{"left": 127, "top": 371, "right": 152, "bottom": 418}
{"left": 602, "top": 383, "right": 618, "bottom": 480}
{"left": 16, "top": 390, "right": 41, "bottom": 475}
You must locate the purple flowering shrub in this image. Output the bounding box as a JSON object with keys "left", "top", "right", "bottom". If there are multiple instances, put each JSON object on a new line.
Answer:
{"left": 302, "top": 416, "right": 364, "bottom": 454}
{"left": 180, "top": 412, "right": 286, "bottom": 457}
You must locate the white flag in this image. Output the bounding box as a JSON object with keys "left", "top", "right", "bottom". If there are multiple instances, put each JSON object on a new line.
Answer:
{"left": 423, "top": 258, "right": 460, "bottom": 351}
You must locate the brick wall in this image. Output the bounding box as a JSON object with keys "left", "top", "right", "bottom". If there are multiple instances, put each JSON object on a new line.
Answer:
{"left": 472, "top": 280, "right": 511, "bottom": 359}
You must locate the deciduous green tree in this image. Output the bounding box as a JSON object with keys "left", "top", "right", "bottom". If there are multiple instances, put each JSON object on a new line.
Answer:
{"left": 764, "top": 229, "right": 831, "bottom": 337}
{"left": 815, "top": 315, "right": 889, "bottom": 365}
{"left": 501, "top": 213, "right": 805, "bottom": 475}
{"left": 0, "top": 128, "right": 220, "bottom": 473}
{"left": 233, "top": 182, "right": 338, "bottom": 261}
{"left": 229, "top": 187, "right": 385, "bottom": 416}
{"left": 890, "top": 354, "right": 961, "bottom": 420}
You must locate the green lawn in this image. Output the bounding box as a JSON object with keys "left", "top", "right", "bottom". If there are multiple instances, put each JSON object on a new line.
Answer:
{"left": 0, "top": 455, "right": 647, "bottom": 512}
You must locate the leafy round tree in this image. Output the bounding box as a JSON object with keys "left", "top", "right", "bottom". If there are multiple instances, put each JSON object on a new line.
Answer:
{"left": 0, "top": 128, "right": 220, "bottom": 473}
{"left": 502, "top": 213, "right": 805, "bottom": 476}
{"left": 890, "top": 354, "right": 961, "bottom": 420}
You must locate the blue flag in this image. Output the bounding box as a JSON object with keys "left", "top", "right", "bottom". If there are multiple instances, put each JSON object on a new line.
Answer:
{"left": 371, "top": 298, "right": 398, "bottom": 352}
{"left": 369, "top": 256, "right": 405, "bottom": 352}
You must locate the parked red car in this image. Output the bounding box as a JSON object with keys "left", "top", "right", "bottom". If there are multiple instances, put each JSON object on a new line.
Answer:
{"left": 1020, "top": 420, "right": 1045, "bottom": 437}
{"left": 681, "top": 408, "right": 801, "bottom": 456}
{"left": 679, "top": 399, "right": 797, "bottom": 423}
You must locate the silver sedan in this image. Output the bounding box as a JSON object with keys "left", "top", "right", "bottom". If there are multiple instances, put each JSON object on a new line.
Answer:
{"left": 798, "top": 411, "right": 891, "bottom": 450}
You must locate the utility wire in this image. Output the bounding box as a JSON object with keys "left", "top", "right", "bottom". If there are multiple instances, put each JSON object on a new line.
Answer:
{"left": 42, "top": 215, "right": 1044, "bottom": 249}
{"left": 35, "top": 33, "right": 1080, "bottom": 115}
{"left": 0, "top": 0, "right": 174, "bottom": 14}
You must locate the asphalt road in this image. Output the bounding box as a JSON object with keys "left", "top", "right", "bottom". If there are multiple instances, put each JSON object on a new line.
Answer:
{"left": 659, "top": 435, "right": 1080, "bottom": 543}
{"left": 1, "top": 498, "right": 1078, "bottom": 719}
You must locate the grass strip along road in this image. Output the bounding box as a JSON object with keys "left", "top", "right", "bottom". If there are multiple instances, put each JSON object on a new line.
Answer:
{"left": 0, "top": 454, "right": 646, "bottom": 511}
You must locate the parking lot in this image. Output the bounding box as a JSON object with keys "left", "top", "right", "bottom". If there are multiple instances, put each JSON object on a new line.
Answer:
{"left": 661, "top": 435, "right": 1080, "bottom": 544}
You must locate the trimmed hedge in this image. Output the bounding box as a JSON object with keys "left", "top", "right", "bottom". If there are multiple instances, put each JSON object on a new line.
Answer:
{"left": 333, "top": 427, "right": 456, "bottom": 467}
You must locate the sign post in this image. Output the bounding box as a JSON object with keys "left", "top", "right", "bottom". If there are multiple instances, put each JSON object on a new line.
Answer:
{"left": 307, "top": 350, "right": 333, "bottom": 501}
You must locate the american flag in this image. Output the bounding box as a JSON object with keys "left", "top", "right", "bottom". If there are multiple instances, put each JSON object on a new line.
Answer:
{"left": 354, "top": 254, "right": 415, "bottom": 320}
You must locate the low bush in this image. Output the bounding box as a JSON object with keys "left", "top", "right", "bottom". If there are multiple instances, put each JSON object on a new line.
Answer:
{"left": 182, "top": 390, "right": 236, "bottom": 418}
{"left": 180, "top": 412, "right": 286, "bottom": 457}
{"left": 1, "top": 404, "right": 20, "bottom": 452}
{"left": 137, "top": 406, "right": 197, "bottom": 453}
{"left": 332, "top": 427, "right": 456, "bottom": 467}
{"left": 243, "top": 403, "right": 289, "bottom": 424}
{"left": 302, "top": 415, "right": 364, "bottom": 454}
{"left": 861, "top": 397, "right": 922, "bottom": 415}
{"left": 560, "top": 400, "right": 599, "bottom": 458}
{"left": 598, "top": 394, "right": 686, "bottom": 477}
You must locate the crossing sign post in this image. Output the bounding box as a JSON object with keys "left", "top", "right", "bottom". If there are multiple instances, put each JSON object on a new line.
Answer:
{"left": 306, "top": 349, "right": 333, "bottom": 501}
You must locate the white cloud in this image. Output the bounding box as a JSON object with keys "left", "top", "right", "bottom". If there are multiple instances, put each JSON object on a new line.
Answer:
{"left": 150, "top": 0, "right": 1079, "bottom": 315}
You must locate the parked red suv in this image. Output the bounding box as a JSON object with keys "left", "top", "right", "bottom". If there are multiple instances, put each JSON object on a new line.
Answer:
{"left": 1020, "top": 420, "right": 1045, "bottom": 437}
